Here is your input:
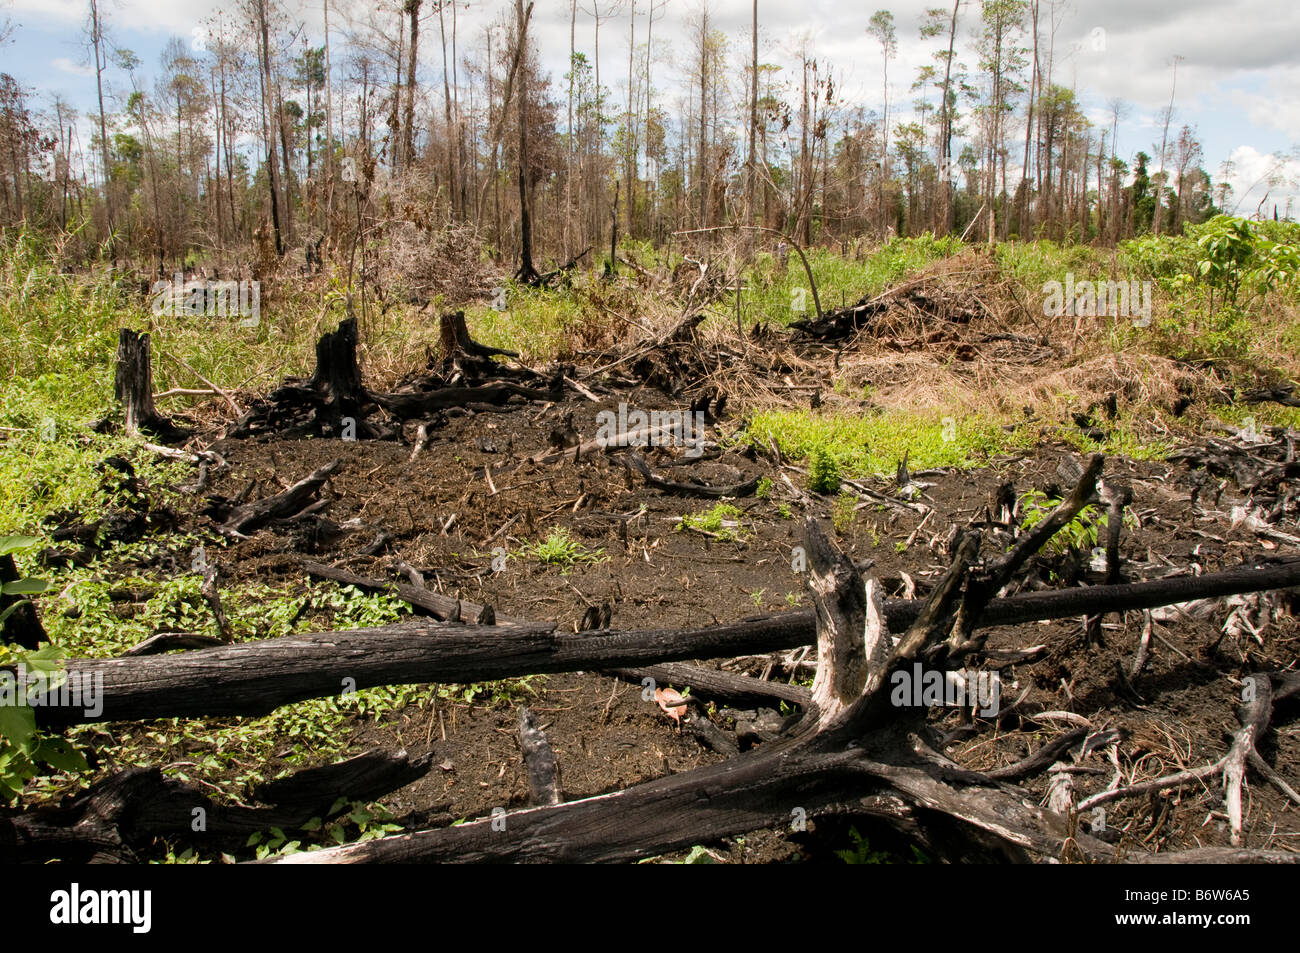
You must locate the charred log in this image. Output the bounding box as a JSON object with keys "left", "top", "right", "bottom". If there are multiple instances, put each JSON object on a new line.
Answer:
{"left": 37, "top": 554, "right": 1300, "bottom": 730}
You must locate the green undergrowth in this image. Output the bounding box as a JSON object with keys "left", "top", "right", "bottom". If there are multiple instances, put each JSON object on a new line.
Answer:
{"left": 14, "top": 546, "right": 543, "bottom": 808}
{"left": 745, "top": 406, "right": 1178, "bottom": 477}
{"left": 741, "top": 234, "right": 963, "bottom": 329}
{"left": 678, "top": 502, "right": 749, "bottom": 542}
{"left": 745, "top": 408, "right": 1010, "bottom": 478}
{"left": 517, "top": 526, "right": 607, "bottom": 569}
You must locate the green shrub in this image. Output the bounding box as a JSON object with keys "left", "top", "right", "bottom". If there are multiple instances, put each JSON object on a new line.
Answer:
{"left": 807, "top": 447, "right": 842, "bottom": 495}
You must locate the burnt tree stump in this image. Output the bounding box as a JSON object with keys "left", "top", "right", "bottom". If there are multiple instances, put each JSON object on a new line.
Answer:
{"left": 307, "top": 316, "right": 376, "bottom": 438}
{"left": 114, "top": 329, "right": 190, "bottom": 443}
{"left": 227, "top": 317, "right": 384, "bottom": 439}
{"left": 0, "top": 554, "right": 46, "bottom": 650}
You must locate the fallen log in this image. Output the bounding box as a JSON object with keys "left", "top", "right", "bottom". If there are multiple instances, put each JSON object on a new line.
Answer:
{"left": 375, "top": 379, "right": 562, "bottom": 419}
{"left": 518, "top": 706, "right": 562, "bottom": 806}
{"left": 120, "top": 632, "right": 227, "bottom": 657}
{"left": 302, "top": 560, "right": 504, "bottom": 624}
{"left": 0, "top": 748, "right": 431, "bottom": 863}
{"left": 524, "top": 420, "right": 712, "bottom": 466}
{"left": 39, "top": 555, "right": 1300, "bottom": 727}
{"left": 624, "top": 452, "right": 759, "bottom": 498}
{"left": 606, "top": 662, "right": 810, "bottom": 709}
{"left": 278, "top": 510, "right": 1117, "bottom": 865}
{"left": 219, "top": 459, "right": 342, "bottom": 537}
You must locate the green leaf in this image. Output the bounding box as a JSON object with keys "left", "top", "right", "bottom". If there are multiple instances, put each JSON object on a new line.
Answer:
{"left": 0, "top": 772, "right": 26, "bottom": 800}
{"left": 0, "top": 536, "right": 40, "bottom": 558}
{"left": 33, "top": 737, "right": 87, "bottom": 773}
{"left": 2, "top": 579, "right": 48, "bottom": 596}
{"left": 0, "top": 704, "right": 38, "bottom": 752}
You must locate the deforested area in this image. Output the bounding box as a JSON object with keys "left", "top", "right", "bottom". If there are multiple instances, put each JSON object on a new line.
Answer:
{"left": 1, "top": 0, "right": 1299, "bottom": 872}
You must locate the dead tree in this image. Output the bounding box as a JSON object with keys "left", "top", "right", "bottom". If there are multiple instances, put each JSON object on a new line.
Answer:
{"left": 1, "top": 748, "right": 431, "bottom": 863}
{"left": 279, "top": 510, "right": 1114, "bottom": 863}
{"left": 0, "top": 555, "right": 46, "bottom": 650}
{"left": 438, "top": 311, "right": 518, "bottom": 368}
{"left": 113, "top": 329, "right": 190, "bottom": 443}
{"left": 217, "top": 458, "right": 342, "bottom": 537}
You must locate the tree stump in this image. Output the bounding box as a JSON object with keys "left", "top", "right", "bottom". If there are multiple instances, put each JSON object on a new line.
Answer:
{"left": 307, "top": 317, "right": 377, "bottom": 438}
{"left": 0, "top": 554, "right": 46, "bottom": 650}
{"left": 113, "top": 329, "right": 189, "bottom": 443}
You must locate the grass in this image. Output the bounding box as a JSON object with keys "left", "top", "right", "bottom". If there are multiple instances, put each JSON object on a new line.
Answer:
{"left": 519, "top": 526, "right": 605, "bottom": 568}
{"left": 463, "top": 279, "right": 588, "bottom": 361}
{"left": 747, "top": 407, "right": 1010, "bottom": 478}
{"left": 1213, "top": 401, "right": 1300, "bottom": 433}
{"left": 739, "top": 234, "right": 963, "bottom": 331}
{"left": 678, "top": 502, "right": 749, "bottom": 542}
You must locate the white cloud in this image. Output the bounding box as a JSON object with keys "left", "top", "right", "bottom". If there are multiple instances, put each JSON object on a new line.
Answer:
{"left": 1230, "top": 80, "right": 1300, "bottom": 139}
{"left": 1222, "top": 145, "right": 1300, "bottom": 218}
{"left": 51, "top": 56, "right": 92, "bottom": 77}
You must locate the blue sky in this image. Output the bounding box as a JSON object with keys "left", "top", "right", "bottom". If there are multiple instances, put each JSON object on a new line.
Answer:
{"left": 3, "top": 0, "right": 1297, "bottom": 217}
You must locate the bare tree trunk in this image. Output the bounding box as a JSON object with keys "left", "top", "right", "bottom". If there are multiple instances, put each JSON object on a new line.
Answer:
{"left": 438, "top": 0, "right": 456, "bottom": 217}
{"left": 937, "top": 0, "right": 958, "bottom": 236}
{"left": 514, "top": 0, "right": 539, "bottom": 283}
{"left": 1152, "top": 57, "right": 1179, "bottom": 237}
{"left": 745, "top": 0, "right": 757, "bottom": 252}
{"left": 255, "top": 0, "right": 284, "bottom": 255}
{"left": 697, "top": 6, "right": 709, "bottom": 229}
{"left": 1019, "top": 0, "right": 1039, "bottom": 238}
{"left": 404, "top": 0, "right": 421, "bottom": 180}
{"left": 565, "top": 0, "right": 576, "bottom": 259}
{"left": 324, "top": 0, "right": 335, "bottom": 246}
{"left": 89, "top": 0, "right": 114, "bottom": 256}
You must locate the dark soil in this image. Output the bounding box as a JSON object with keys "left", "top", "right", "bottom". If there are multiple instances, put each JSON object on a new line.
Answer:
{"left": 60, "top": 381, "right": 1300, "bottom": 862}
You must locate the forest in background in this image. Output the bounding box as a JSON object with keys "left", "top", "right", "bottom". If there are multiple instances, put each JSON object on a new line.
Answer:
{"left": 0, "top": 0, "right": 1273, "bottom": 282}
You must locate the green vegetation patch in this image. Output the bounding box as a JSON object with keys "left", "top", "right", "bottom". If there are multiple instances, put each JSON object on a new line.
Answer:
{"left": 746, "top": 408, "right": 1008, "bottom": 478}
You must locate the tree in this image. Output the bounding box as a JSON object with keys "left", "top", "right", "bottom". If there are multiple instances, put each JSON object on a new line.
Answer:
{"left": 86, "top": 0, "right": 115, "bottom": 252}
{"left": 512, "top": 0, "right": 540, "bottom": 283}
{"left": 867, "top": 10, "right": 896, "bottom": 238}
{"left": 975, "top": 0, "right": 1028, "bottom": 243}
{"left": 921, "top": 2, "right": 963, "bottom": 235}
{"left": 1151, "top": 55, "right": 1182, "bottom": 237}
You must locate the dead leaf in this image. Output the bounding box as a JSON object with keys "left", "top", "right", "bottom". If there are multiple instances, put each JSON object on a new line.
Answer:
{"left": 655, "top": 687, "right": 687, "bottom": 725}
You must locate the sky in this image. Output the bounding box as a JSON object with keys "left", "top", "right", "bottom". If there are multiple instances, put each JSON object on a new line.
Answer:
{"left": 3, "top": 0, "right": 1298, "bottom": 218}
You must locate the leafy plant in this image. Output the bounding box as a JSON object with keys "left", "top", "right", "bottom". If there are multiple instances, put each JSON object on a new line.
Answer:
{"left": 835, "top": 826, "right": 929, "bottom": 864}
{"left": 678, "top": 503, "right": 748, "bottom": 542}
{"left": 808, "top": 446, "right": 842, "bottom": 495}
{"left": 835, "top": 826, "right": 893, "bottom": 864}
{"left": 0, "top": 536, "right": 87, "bottom": 801}
{"left": 520, "top": 527, "right": 605, "bottom": 568}
{"left": 1017, "top": 489, "right": 1104, "bottom": 555}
